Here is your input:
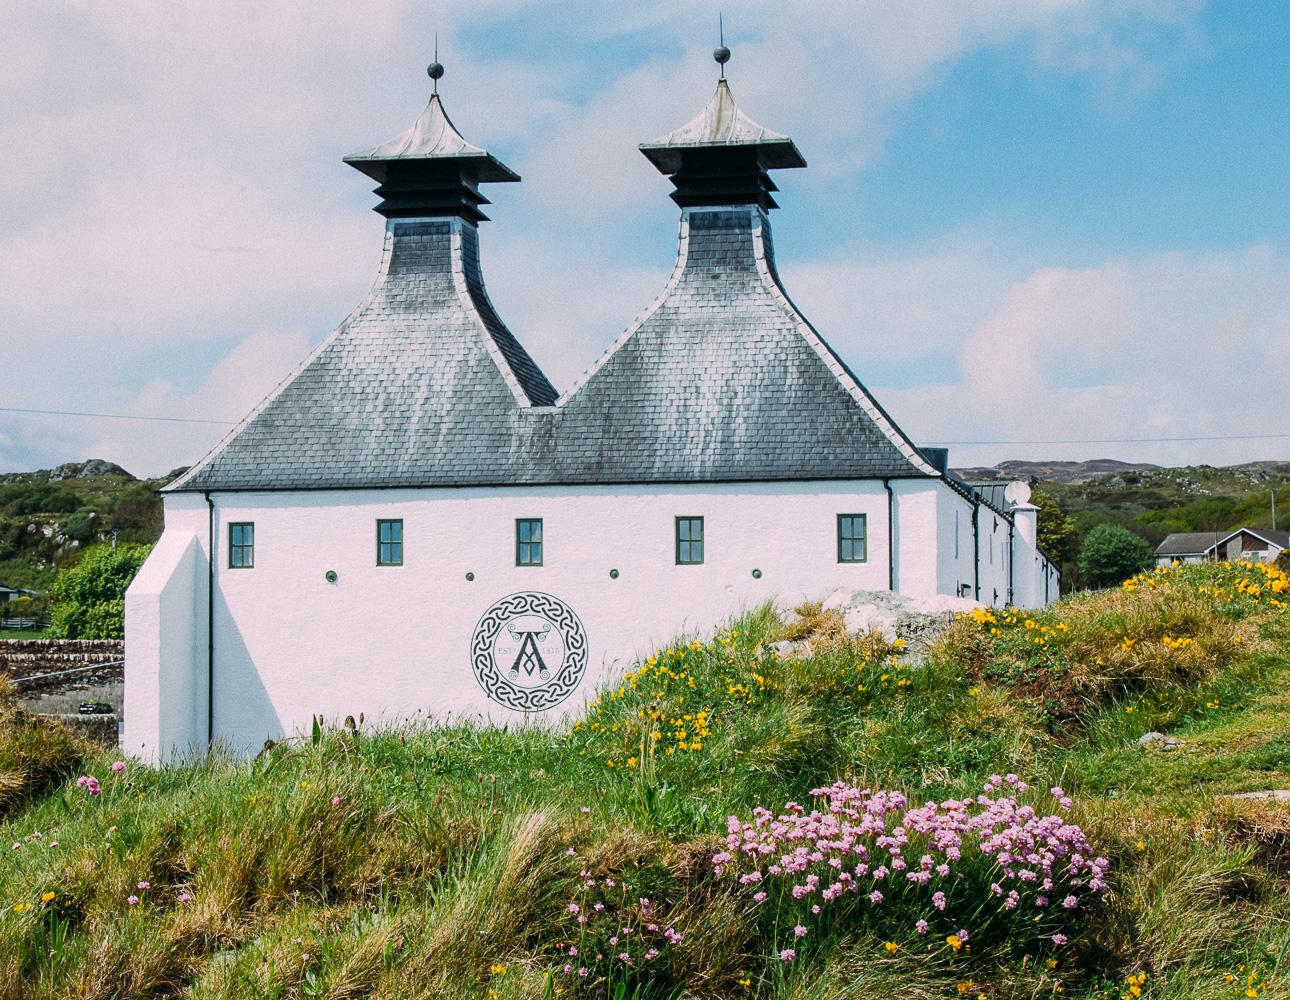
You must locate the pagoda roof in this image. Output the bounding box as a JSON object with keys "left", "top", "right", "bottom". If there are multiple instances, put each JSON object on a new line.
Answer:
{"left": 344, "top": 92, "right": 519, "bottom": 184}
{"left": 639, "top": 78, "right": 806, "bottom": 174}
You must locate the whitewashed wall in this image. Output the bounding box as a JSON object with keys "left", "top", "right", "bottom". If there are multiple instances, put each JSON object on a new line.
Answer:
{"left": 126, "top": 477, "right": 1058, "bottom": 761}
{"left": 123, "top": 528, "right": 208, "bottom": 761}
{"left": 129, "top": 480, "right": 908, "bottom": 759}
{"left": 936, "top": 488, "right": 978, "bottom": 601}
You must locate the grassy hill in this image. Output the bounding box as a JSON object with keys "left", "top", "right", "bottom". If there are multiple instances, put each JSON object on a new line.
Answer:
{"left": 0, "top": 560, "right": 1286, "bottom": 998}
{"left": 0, "top": 462, "right": 174, "bottom": 595}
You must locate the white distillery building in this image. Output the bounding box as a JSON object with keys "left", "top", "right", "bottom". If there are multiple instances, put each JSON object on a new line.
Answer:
{"left": 125, "top": 57, "right": 1059, "bottom": 761}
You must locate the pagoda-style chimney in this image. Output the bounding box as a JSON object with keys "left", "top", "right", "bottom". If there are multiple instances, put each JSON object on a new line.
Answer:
{"left": 638, "top": 57, "right": 805, "bottom": 211}
{"left": 344, "top": 60, "right": 518, "bottom": 222}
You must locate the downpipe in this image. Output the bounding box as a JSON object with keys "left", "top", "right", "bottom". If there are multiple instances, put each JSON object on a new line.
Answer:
{"left": 883, "top": 479, "right": 896, "bottom": 592}
{"left": 204, "top": 491, "right": 215, "bottom": 748}
{"left": 972, "top": 504, "right": 981, "bottom": 602}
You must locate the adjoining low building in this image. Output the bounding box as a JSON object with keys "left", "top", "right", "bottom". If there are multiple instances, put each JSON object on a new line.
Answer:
{"left": 125, "top": 53, "right": 1059, "bottom": 763}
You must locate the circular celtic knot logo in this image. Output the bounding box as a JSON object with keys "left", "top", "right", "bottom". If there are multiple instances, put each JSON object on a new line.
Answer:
{"left": 471, "top": 592, "right": 588, "bottom": 712}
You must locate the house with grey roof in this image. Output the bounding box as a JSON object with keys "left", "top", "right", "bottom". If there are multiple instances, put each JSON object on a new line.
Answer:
{"left": 125, "top": 52, "right": 1059, "bottom": 762}
{"left": 1207, "top": 528, "right": 1287, "bottom": 564}
{"left": 1153, "top": 532, "right": 1221, "bottom": 566}
{"left": 1154, "top": 528, "right": 1287, "bottom": 566}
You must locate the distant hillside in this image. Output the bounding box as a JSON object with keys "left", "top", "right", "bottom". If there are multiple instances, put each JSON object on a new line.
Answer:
{"left": 0, "top": 461, "right": 182, "bottom": 593}
{"left": 959, "top": 460, "right": 1289, "bottom": 540}
{"left": 953, "top": 458, "right": 1163, "bottom": 484}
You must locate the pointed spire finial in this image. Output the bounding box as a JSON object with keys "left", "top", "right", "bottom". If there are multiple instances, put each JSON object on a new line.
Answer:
{"left": 714, "top": 14, "right": 730, "bottom": 78}
{"left": 427, "top": 33, "right": 444, "bottom": 94}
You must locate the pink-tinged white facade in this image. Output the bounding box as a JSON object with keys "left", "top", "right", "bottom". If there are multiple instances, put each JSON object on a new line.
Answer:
{"left": 125, "top": 60, "right": 1058, "bottom": 762}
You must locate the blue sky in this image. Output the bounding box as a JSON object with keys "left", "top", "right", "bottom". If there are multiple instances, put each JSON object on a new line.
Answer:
{"left": 1, "top": 1, "right": 1287, "bottom": 476}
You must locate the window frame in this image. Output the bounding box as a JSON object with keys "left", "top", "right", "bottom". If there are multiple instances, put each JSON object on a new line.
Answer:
{"left": 228, "top": 522, "right": 255, "bottom": 569}
{"left": 837, "top": 513, "right": 868, "bottom": 564}
{"left": 675, "top": 516, "right": 705, "bottom": 565}
{"left": 516, "top": 518, "right": 544, "bottom": 567}
{"left": 376, "top": 518, "right": 403, "bottom": 567}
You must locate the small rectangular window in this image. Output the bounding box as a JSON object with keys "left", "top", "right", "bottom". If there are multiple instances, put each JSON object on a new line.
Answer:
{"left": 675, "top": 516, "right": 704, "bottom": 565}
{"left": 229, "top": 522, "right": 254, "bottom": 569}
{"left": 837, "top": 514, "right": 867, "bottom": 563}
{"left": 377, "top": 519, "right": 403, "bottom": 566}
{"left": 516, "top": 518, "right": 543, "bottom": 566}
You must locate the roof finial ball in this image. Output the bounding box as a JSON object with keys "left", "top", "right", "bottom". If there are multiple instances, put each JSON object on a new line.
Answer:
{"left": 428, "top": 32, "right": 444, "bottom": 94}
{"left": 714, "top": 13, "right": 730, "bottom": 79}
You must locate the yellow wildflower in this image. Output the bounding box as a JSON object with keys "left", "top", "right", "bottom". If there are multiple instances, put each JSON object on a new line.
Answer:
{"left": 946, "top": 934, "right": 963, "bottom": 952}
{"left": 41, "top": 891, "right": 55, "bottom": 902}
{"left": 883, "top": 941, "right": 899, "bottom": 953}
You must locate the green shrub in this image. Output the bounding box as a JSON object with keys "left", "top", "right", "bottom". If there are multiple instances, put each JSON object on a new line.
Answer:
{"left": 1077, "top": 523, "right": 1154, "bottom": 587}
{"left": 46, "top": 543, "right": 150, "bottom": 639}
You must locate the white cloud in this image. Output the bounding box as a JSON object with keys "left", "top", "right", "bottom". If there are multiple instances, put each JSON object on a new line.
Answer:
{"left": 0, "top": 1, "right": 1235, "bottom": 476}
{"left": 874, "top": 246, "right": 1290, "bottom": 468}
{"left": 82, "top": 328, "right": 313, "bottom": 478}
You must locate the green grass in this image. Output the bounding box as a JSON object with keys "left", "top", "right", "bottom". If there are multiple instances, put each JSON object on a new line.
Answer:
{"left": 0, "top": 563, "right": 1287, "bottom": 999}
{"left": 0, "top": 628, "right": 51, "bottom": 640}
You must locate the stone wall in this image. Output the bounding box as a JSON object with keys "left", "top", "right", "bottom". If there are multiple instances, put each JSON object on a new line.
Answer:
{"left": 0, "top": 640, "right": 124, "bottom": 686}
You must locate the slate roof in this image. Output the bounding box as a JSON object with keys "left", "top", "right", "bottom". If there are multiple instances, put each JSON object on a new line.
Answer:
{"left": 170, "top": 219, "right": 558, "bottom": 491}
{"left": 170, "top": 74, "right": 936, "bottom": 492}
{"left": 1155, "top": 532, "right": 1221, "bottom": 556}
{"left": 550, "top": 208, "right": 935, "bottom": 481}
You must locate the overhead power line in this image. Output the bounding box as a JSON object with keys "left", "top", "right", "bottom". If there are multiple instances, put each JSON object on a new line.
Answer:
{"left": 0, "top": 406, "right": 231, "bottom": 426}
{"left": 3, "top": 405, "right": 1288, "bottom": 448}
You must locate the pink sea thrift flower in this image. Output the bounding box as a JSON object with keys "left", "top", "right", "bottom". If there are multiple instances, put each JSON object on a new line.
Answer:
{"left": 331, "top": 796, "right": 342, "bottom": 807}
{"left": 111, "top": 761, "right": 126, "bottom": 773}
{"left": 779, "top": 948, "right": 796, "bottom": 963}
{"left": 794, "top": 924, "right": 808, "bottom": 938}
{"left": 1051, "top": 933, "right": 1068, "bottom": 946}
{"left": 177, "top": 892, "right": 192, "bottom": 903}
{"left": 915, "top": 919, "right": 929, "bottom": 935}
{"left": 127, "top": 895, "right": 139, "bottom": 906}
{"left": 137, "top": 881, "right": 150, "bottom": 890}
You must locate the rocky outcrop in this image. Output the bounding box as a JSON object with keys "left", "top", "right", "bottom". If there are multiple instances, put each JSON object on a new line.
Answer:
{"left": 772, "top": 589, "right": 978, "bottom": 661}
